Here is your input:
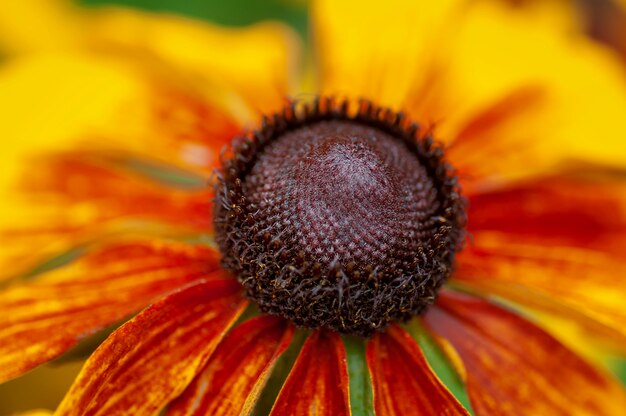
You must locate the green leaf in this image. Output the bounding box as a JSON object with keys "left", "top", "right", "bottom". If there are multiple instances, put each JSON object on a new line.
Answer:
{"left": 343, "top": 336, "right": 375, "bottom": 416}
{"left": 404, "top": 319, "right": 475, "bottom": 415}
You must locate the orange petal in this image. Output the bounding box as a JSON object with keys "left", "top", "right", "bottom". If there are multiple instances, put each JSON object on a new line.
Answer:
{"left": 457, "top": 174, "right": 626, "bottom": 348}
{"left": 270, "top": 331, "right": 350, "bottom": 416}
{"left": 0, "top": 52, "right": 241, "bottom": 197}
{"left": 0, "top": 57, "right": 236, "bottom": 275}
{"left": 0, "top": 240, "right": 225, "bottom": 383}
{"left": 446, "top": 86, "right": 555, "bottom": 193}
{"left": 454, "top": 239, "right": 626, "bottom": 350}
{"left": 168, "top": 316, "right": 294, "bottom": 416}
{"left": 367, "top": 325, "right": 469, "bottom": 415}
{"left": 424, "top": 291, "right": 626, "bottom": 415}
{"left": 56, "top": 279, "right": 247, "bottom": 416}
{"left": 21, "top": 151, "right": 215, "bottom": 229}
{"left": 140, "top": 88, "right": 240, "bottom": 174}
{"left": 0, "top": 151, "right": 216, "bottom": 278}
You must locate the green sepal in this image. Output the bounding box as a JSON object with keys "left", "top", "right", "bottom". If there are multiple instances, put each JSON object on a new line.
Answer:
{"left": 343, "top": 335, "right": 375, "bottom": 416}
{"left": 117, "top": 157, "right": 208, "bottom": 190}
{"left": 0, "top": 245, "right": 87, "bottom": 289}
{"left": 608, "top": 356, "right": 626, "bottom": 388}
{"left": 21, "top": 246, "right": 86, "bottom": 280}
{"left": 404, "top": 319, "right": 475, "bottom": 415}
{"left": 250, "top": 329, "right": 308, "bottom": 415}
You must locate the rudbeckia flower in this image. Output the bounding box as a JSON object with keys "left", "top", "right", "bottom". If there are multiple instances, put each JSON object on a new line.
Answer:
{"left": 1, "top": 0, "right": 626, "bottom": 414}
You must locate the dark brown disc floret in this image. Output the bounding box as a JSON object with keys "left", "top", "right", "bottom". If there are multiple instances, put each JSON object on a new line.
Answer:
{"left": 214, "top": 97, "right": 465, "bottom": 336}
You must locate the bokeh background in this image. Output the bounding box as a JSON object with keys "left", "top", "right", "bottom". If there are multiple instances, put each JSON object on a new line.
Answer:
{"left": 1, "top": 0, "right": 625, "bottom": 413}
{"left": 80, "top": 0, "right": 309, "bottom": 39}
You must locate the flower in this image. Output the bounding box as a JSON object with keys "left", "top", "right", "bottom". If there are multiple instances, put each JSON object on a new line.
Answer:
{"left": 1, "top": 0, "right": 626, "bottom": 415}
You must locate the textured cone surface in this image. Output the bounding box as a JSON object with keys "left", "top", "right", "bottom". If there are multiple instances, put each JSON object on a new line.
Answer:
{"left": 215, "top": 100, "right": 464, "bottom": 335}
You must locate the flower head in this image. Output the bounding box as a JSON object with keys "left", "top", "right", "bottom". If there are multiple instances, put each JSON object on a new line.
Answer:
{"left": 215, "top": 99, "right": 465, "bottom": 335}
{"left": 1, "top": 0, "right": 626, "bottom": 415}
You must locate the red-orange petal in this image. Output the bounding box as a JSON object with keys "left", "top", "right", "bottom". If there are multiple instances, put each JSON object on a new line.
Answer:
{"left": 270, "top": 331, "right": 350, "bottom": 416}
{"left": 22, "top": 151, "right": 215, "bottom": 230}
{"left": 454, "top": 238, "right": 626, "bottom": 347}
{"left": 424, "top": 291, "right": 626, "bottom": 416}
{"left": 1, "top": 151, "right": 216, "bottom": 279}
{"left": 168, "top": 316, "right": 294, "bottom": 416}
{"left": 446, "top": 86, "right": 554, "bottom": 193}
{"left": 0, "top": 240, "right": 225, "bottom": 382}
{"left": 55, "top": 279, "right": 247, "bottom": 416}
{"left": 466, "top": 175, "right": 626, "bottom": 254}
{"left": 456, "top": 174, "right": 626, "bottom": 348}
{"left": 367, "top": 325, "right": 469, "bottom": 415}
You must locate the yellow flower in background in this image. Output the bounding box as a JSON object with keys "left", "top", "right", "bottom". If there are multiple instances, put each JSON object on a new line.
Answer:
{"left": 1, "top": 0, "right": 626, "bottom": 415}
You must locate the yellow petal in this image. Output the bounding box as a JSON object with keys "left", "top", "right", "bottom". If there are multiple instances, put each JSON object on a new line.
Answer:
{"left": 87, "top": 7, "right": 300, "bottom": 115}
{"left": 313, "top": 0, "right": 626, "bottom": 184}
{"left": 0, "top": 52, "right": 151, "bottom": 195}
{"left": 0, "top": 51, "right": 242, "bottom": 277}
{"left": 313, "top": 0, "right": 466, "bottom": 108}
{"left": 0, "top": 2, "right": 300, "bottom": 116}
{"left": 0, "top": 0, "right": 81, "bottom": 54}
{"left": 439, "top": 1, "right": 626, "bottom": 172}
{"left": 0, "top": 50, "right": 244, "bottom": 194}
